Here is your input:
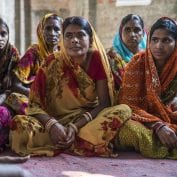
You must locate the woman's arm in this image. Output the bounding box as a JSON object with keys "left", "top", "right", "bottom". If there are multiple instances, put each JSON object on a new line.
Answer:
{"left": 12, "top": 76, "right": 30, "bottom": 96}
{"left": 74, "top": 79, "right": 110, "bottom": 129}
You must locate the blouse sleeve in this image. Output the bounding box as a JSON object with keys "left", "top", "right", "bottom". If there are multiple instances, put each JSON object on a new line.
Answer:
{"left": 87, "top": 50, "right": 107, "bottom": 80}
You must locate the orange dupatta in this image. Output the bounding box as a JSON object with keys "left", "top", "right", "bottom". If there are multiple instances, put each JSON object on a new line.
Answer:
{"left": 119, "top": 39, "right": 177, "bottom": 131}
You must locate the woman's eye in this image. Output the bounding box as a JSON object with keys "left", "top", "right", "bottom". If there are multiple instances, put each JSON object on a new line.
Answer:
{"left": 77, "top": 32, "right": 85, "bottom": 39}
{"left": 0, "top": 31, "right": 7, "bottom": 37}
{"left": 151, "top": 38, "right": 158, "bottom": 43}
{"left": 134, "top": 27, "right": 141, "bottom": 33}
{"left": 124, "top": 28, "right": 131, "bottom": 33}
{"left": 65, "top": 34, "right": 73, "bottom": 39}
{"left": 163, "top": 38, "right": 171, "bottom": 43}
{"left": 54, "top": 27, "right": 60, "bottom": 32}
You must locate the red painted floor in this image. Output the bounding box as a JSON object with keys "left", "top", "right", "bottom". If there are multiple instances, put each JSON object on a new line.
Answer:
{"left": 14, "top": 151, "right": 177, "bottom": 177}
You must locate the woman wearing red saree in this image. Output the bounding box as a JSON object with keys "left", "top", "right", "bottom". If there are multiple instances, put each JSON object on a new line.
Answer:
{"left": 118, "top": 17, "right": 177, "bottom": 158}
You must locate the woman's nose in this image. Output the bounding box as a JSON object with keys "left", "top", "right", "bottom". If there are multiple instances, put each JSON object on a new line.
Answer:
{"left": 156, "top": 41, "right": 163, "bottom": 49}
{"left": 71, "top": 36, "right": 79, "bottom": 43}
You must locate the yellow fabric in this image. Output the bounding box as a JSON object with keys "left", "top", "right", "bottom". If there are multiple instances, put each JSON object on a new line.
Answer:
{"left": 37, "top": 13, "right": 60, "bottom": 61}
{"left": 5, "top": 92, "right": 28, "bottom": 114}
{"left": 10, "top": 18, "right": 131, "bottom": 157}
{"left": 116, "top": 119, "right": 177, "bottom": 159}
{"left": 10, "top": 105, "right": 131, "bottom": 157}
{"left": 15, "top": 13, "right": 62, "bottom": 84}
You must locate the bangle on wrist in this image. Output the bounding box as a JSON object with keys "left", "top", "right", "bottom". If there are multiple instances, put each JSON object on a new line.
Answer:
{"left": 45, "top": 118, "right": 58, "bottom": 132}
{"left": 83, "top": 112, "right": 93, "bottom": 122}
{"left": 151, "top": 122, "right": 166, "bottom": 135}
{"left": 68, "top": 122, "right": 78, "bottom": 134}
{"left": 83, "top": 113, "right": 91, "bottom": 122}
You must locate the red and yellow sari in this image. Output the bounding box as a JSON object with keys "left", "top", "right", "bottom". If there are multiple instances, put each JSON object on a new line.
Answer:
{"left": 10, "top": 26, "right": 132, "bottom": 157}
{"left": 15, "top": 13, "right": 61, "bottom": 84}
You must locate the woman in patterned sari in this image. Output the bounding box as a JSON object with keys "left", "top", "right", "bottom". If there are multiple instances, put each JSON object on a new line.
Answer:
{"left": 14, "top": 13, "right": 63, "bottom": 96}
{"left": 118, "top": 17, "right": 177, "bottom": 159}
{"left": 107, "top": 14, "right": 147, "bottom": 89}
{"left": 5, "top": 13, "right": 63, "bottom": 116}
{"left": 10, "top": 16, "right": 132, "bottom": 157}
{"left": 0, "top": 18, "right": 20, "bottom": 150}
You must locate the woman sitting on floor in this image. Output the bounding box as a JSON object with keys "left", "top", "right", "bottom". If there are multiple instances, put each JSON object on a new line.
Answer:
{"left": 118, "top": 17, "right": 177, "bottom": 159}
{"left": 107, "top": 14, "right": 147, "bottom": 89}
{"left": 0, "top": 17, "right": 20, "bottom": 151}
{"left": 10, "top": 16, "right": 132, "bottom": 157}
{"left": 14, "top": 13, "right": 63, "bottom": 96}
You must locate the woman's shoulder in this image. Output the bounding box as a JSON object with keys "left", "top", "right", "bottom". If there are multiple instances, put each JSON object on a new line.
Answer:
{"left": 19, "top": 44, "right": 40, "bottom": 64}
{"left": 7, "top": 44, "right": 20, "bottom": 61}
{"left": 24, "top": 44, "right": 39, "bottom": 55}
{"left": 126, "top": 51, "right": 146, "bottom": 72}
{"left": 89, "top": 50, "right": 102, "bottom": 63}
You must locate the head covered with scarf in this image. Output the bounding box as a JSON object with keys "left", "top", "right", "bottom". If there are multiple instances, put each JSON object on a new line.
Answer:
{"left": 113, "top": 14, "right": 147, "bottom": 63}
{"left": 37, "top": 13, "right": 63, "bottom": 60}
{"left": 119, "top": 17, "right": 177, "bottom": 131}
{"left": 59, "top": 16, "right": 115, "bottom": 105}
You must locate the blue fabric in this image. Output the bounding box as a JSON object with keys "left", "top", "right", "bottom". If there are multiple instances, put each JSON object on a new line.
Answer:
{"left": 113, "top": 33, "right": 147, "bottom": 63}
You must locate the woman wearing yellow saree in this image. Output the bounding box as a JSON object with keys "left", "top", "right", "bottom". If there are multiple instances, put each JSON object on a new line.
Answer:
{"left": 5, "top": 14, "right": 63, "bottom": 115}
{"left": 14, "top": 13, "right": 63, "bottom": 96}
{"left": 10, "top": 16, "right": 131, "bottom": 157}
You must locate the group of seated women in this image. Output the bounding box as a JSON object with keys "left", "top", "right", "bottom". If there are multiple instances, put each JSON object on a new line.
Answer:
{"left": 0, "top": 12, "right": 177, "bottom": 160}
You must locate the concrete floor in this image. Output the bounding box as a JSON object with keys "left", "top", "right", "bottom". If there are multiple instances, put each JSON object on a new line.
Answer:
{"left": 14, "top": 151, "right": 177, "bottom": 177}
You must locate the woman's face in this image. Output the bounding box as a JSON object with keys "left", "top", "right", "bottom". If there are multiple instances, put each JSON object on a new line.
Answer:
{"left": 43, "top": 18, "right": 61, "bottom": 48}
{"left": 150, "top": 28, "right": 176, "bottom": 64}
{"left": 0, "top": 24, "right": 8, "bottom": 50}
{"left": 63, "top": 24, "right": 90, "bottom": 59}
{"left": 121, "top": 19, "right": 144, "bottom": 51}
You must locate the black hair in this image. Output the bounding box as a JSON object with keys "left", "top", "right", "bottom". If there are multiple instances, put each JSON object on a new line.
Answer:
{"left": 120, "top": 14, "right": 144, "bottom": 30}
{"left": 0, "top": 17, "right": 9, "bottom": 34}
{"left": 62, "top": 16, "right": 92, "bottom": 39}
{"left": 150, "top": 17, "right": 177, "bottom": 40}
{"left": 46, "top": 14, "right": 63, "bottom": 24}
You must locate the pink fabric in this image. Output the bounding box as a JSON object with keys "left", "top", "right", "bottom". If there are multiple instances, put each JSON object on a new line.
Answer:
{"left": 0, "top": 106, "right": 11, "bottom": 148}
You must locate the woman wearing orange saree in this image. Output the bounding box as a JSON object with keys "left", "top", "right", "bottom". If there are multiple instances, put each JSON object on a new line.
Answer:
{"left": 10, "top": 16, "right": 132, "bottom": 157}
{"left": 118, "top": 17, "right": 177, "bottom": 159}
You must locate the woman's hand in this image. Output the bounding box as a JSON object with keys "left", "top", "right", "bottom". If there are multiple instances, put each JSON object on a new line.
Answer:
{"left": 56, "top": 125, "right": 76, "bottom": 149}
{"left": 157, "top": 125, "right": 177, "bottom": 149}
{"left": 49, "top": 123, "right": 67, "bottom": 147}
{"left": 0, "top": 93, "right": 7, "bottom": 105}
{"left": 3, "top": 75, "right": 12, "bottom": 89}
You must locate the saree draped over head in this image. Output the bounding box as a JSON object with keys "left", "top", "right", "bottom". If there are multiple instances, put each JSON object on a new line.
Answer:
{"left": 117, "top": 22, "right": 177, "bottom": 158}
{"left": 10, "top": 23, "right": 132, "bottom": 157}
{"left": 14, "top": 13, "right": 61, "bottom": 84}
{"left": 119, "top": 45, "right": 177, "bottom": 130}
